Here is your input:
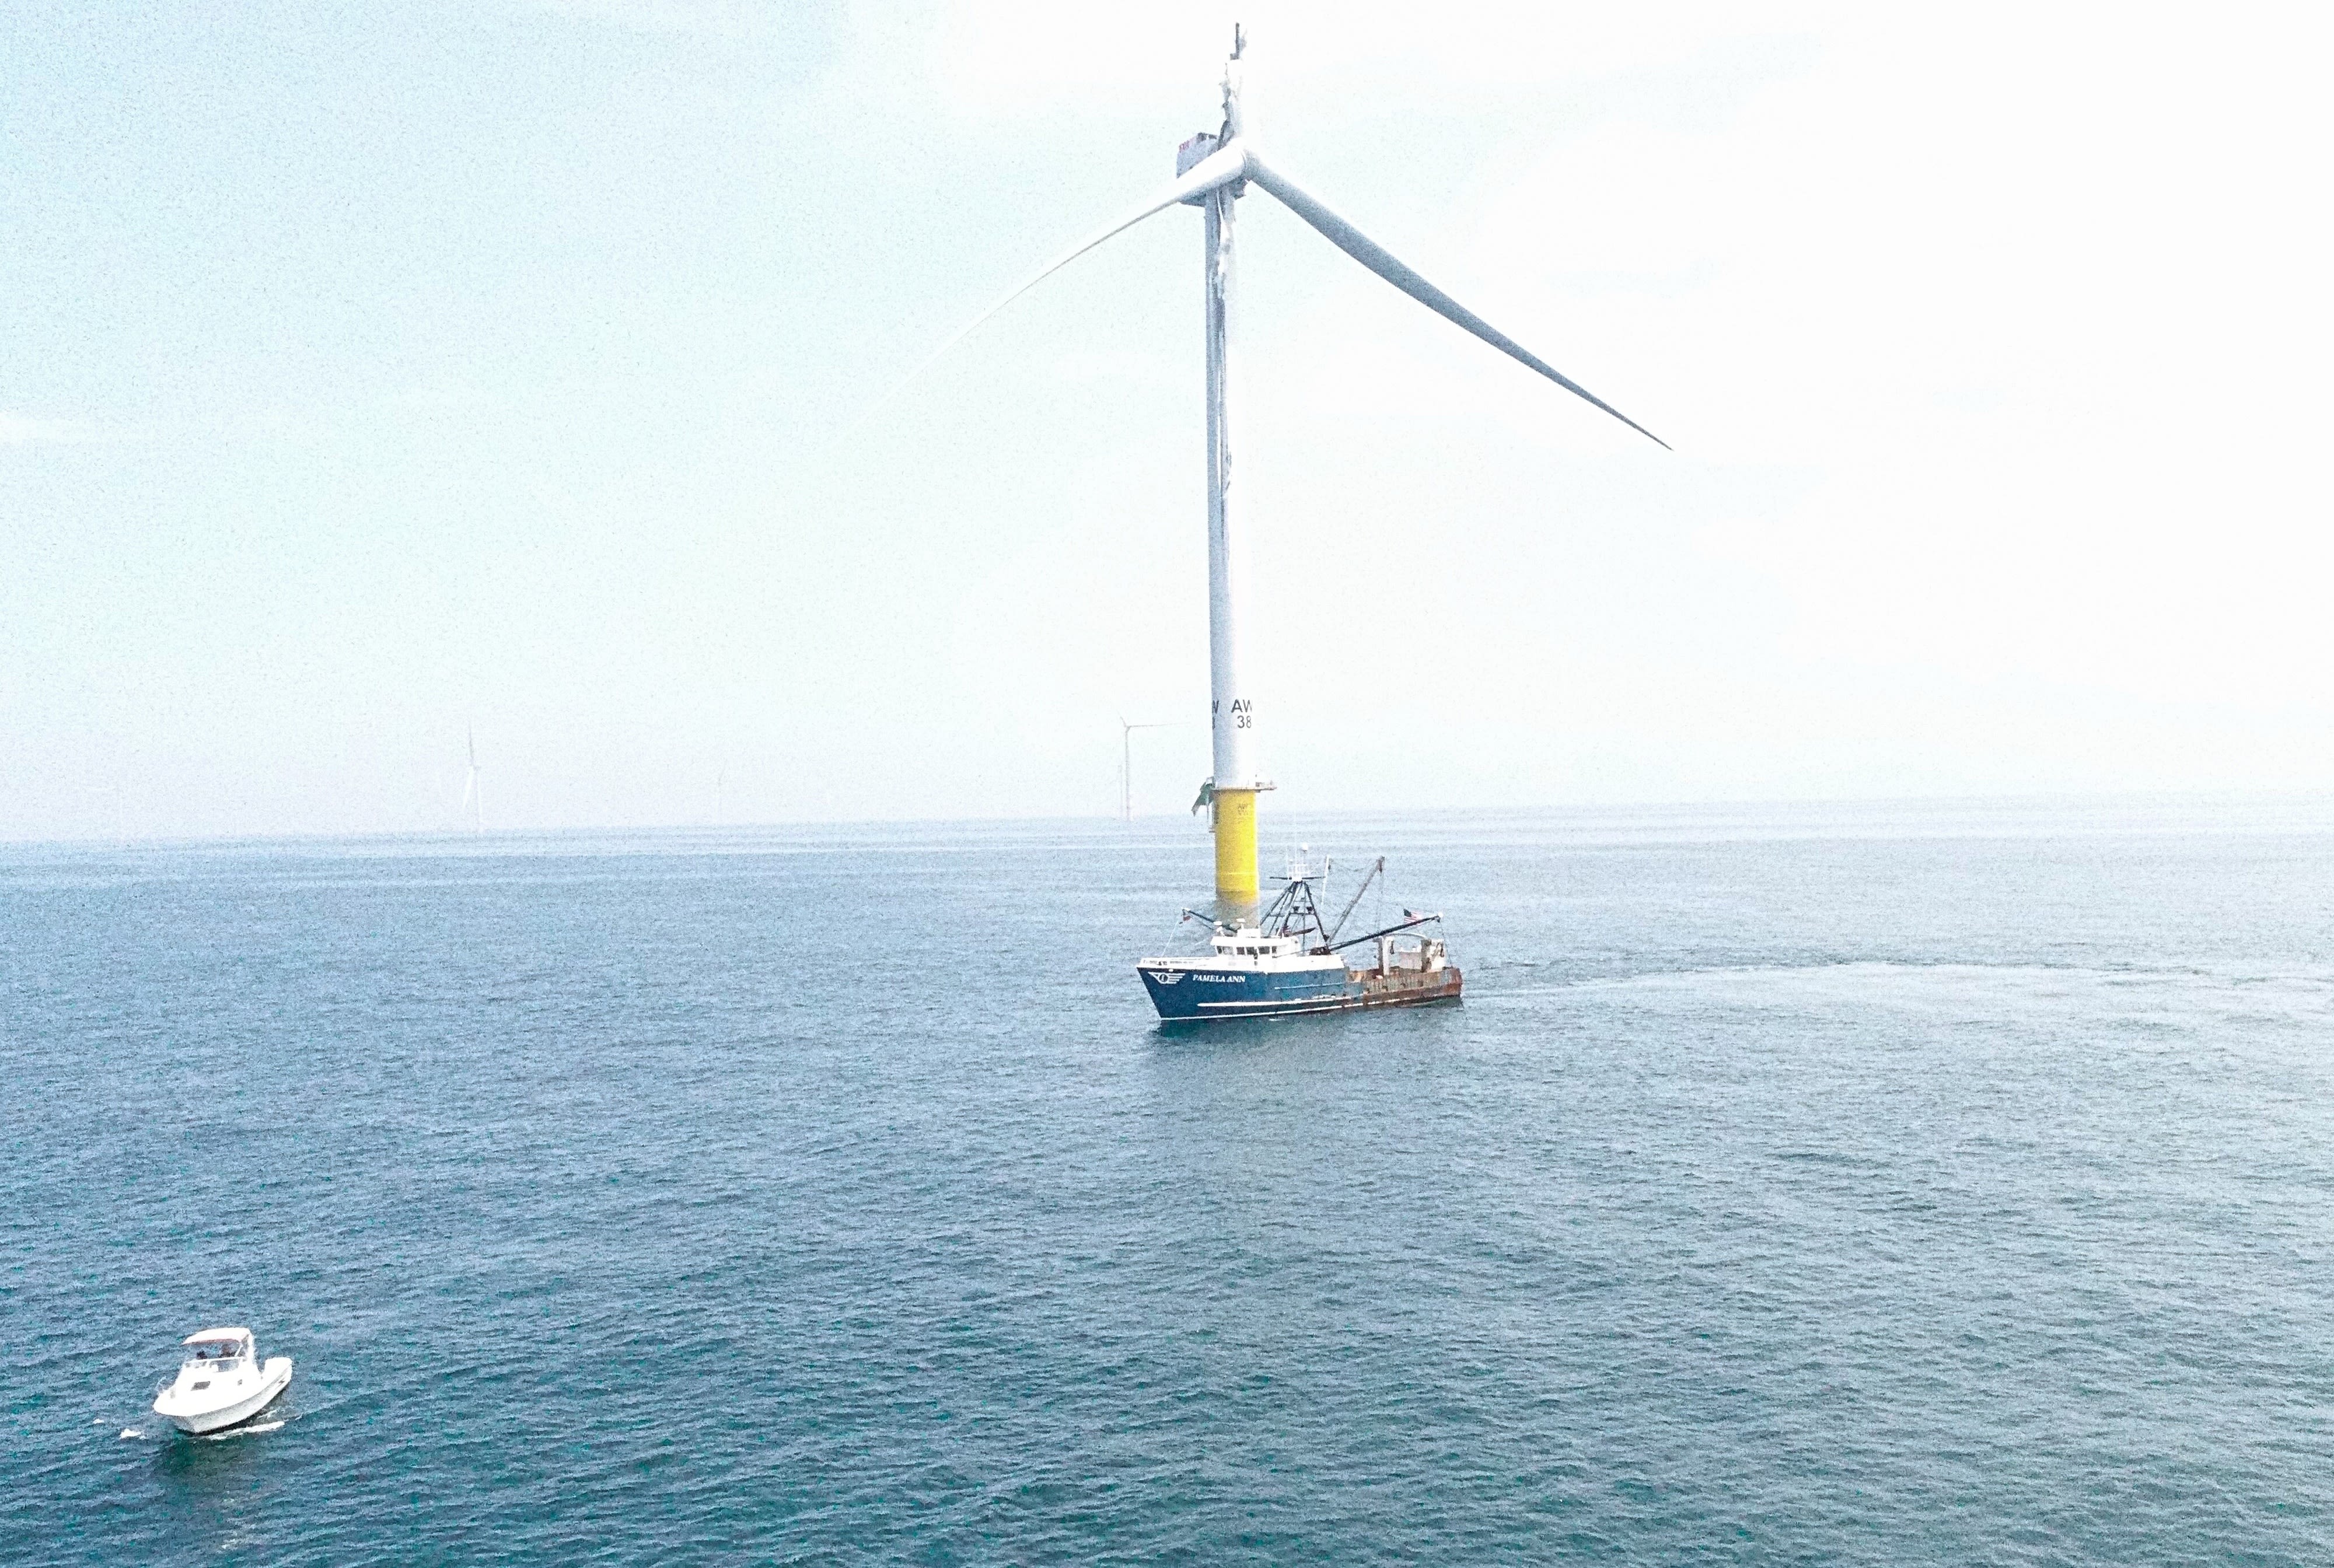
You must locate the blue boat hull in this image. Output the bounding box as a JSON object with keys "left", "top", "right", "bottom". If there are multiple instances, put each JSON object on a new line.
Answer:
{"left": 1137, "top": 963, "right": 1360, "bottom": 1021}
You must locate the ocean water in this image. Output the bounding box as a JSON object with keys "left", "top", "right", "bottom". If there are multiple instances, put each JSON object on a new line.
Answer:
{"left": 8, "top": 800, "right": 2334, "bottom": 1564}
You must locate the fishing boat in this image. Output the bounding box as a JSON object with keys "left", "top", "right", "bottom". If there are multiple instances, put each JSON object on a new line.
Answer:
{"left": 1137, "top": 856, "right": 1462, "bottom": 1022}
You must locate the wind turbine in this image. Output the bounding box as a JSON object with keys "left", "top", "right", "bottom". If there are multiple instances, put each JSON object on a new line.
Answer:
{"left": 1119, "top": 717, "right": 1172, "bottom": 822}
{"left": 460, "top": 726, "right": 481, "bottom": 836}
{"left": 914, "top": 27, "right": 1663, "bottom": 913}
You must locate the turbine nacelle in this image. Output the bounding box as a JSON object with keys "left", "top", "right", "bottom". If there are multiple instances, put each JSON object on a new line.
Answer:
{"left": 1174, "top": 132, "right": 1224, "bottom": 200}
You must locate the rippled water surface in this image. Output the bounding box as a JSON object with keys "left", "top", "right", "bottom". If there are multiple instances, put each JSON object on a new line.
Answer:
{"left": 9, "top": 802, "right": 2334, "bottom": 1563}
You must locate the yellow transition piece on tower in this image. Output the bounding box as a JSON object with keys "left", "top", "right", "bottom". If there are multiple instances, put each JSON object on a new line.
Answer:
{"left": 1212, "top": 786, "right": 1259, "bottom": 905}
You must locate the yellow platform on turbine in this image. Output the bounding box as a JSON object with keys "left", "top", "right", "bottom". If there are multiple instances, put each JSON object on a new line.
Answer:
{"left": 1212, "top": 786, "right": 1258, "bottom": 906}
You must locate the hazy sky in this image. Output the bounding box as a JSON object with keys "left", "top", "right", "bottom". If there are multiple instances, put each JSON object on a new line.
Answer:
{"left": 5, "top": 1, "right": 2329, "bottom": 841}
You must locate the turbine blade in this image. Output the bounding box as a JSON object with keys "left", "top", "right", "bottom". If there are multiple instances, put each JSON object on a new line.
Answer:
{"left": 866, "top": 142, "right": 1250, "bottom": 417}
{"left": 1241, "top": 151, "right": 1668, "bottom": 450}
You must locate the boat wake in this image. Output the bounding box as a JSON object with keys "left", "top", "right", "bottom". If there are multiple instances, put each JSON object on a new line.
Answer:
{"left": 111, "top": 1410, "right": 295, "bottom": 1441}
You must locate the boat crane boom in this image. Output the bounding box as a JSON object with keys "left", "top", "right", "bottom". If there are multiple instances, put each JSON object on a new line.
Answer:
{"left": 1325, "top": 856, "right": 1385, "bottom": 946}
{"left": 1313, "top": 909, "right": 1444, "bottom": 956}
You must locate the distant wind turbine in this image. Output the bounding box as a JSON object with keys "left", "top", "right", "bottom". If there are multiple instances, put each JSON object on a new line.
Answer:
{"left": 1119, "top": 718, "right": 1173, "bottom": 822}
{"left": 460, "top": 726, "right": 482, "bottom": 836}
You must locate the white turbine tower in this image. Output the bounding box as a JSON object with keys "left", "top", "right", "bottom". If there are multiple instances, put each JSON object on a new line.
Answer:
{"left": 911, "top": 27, "right": 1663, "bottom": 911}
{"left": 460, "top": 726, "right": 482, "bottom": 836}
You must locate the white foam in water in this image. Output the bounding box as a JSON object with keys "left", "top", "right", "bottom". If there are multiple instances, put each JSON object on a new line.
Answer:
{"left": 200, "top": 1420, "right": 285, "bottom": 1440}
{"left": 119, "top": 1428, "right": 143, "bottom": 1440}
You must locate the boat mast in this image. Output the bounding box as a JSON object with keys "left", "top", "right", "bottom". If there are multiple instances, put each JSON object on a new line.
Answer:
{"left": 1204, "top": 28, "right": 1261, "bottom": 916}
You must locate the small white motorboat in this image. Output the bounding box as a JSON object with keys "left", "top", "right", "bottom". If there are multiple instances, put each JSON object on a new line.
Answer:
{"left": 152, "top": 1327, "right": 292, "bottom": 1435}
